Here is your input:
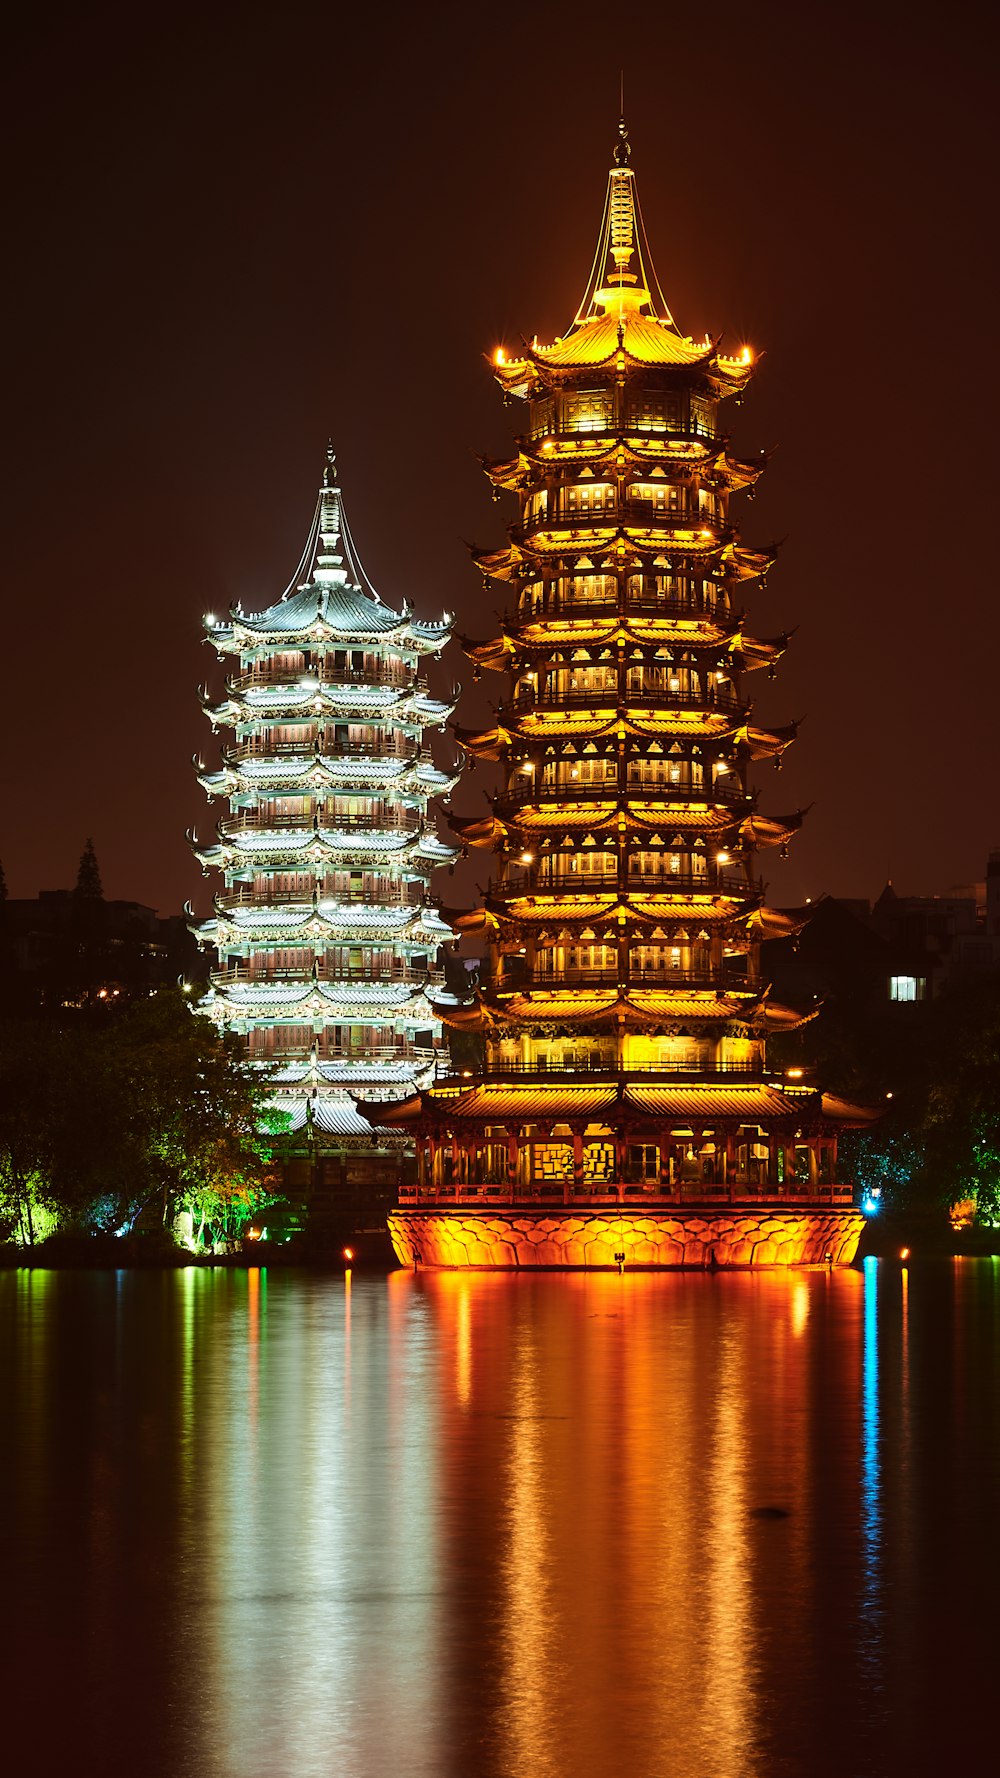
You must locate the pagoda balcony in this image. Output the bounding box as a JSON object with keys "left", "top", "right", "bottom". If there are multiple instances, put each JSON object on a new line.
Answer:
{"left": 253, "top": 1042, "right": 444, "bottom": 1065}
{"left": 492, "top": 868, "right": 749, "bottom": 893}
{"left": 216, "top": 884, "right": 426, "bottom": 911}
{"left": 213, "top": 961, "right": 439, "bottom": 988}
{"left": 218, "top": 811, "right": 421, "bottom": 837}
{"left": 524, "top": 421, "right": 721, "bottom": 448}
{"left": 498, "top": 966, "right": 759, "bottom": 991}
{"left": 513, "top": 503, "right": 729, "bottom": 543}
{"left": 508, "top": 684, "right": 741, "bottom": 714}
{"left": 498, "top": 777, "right": 747, "bottom": 809}
{"left": 519, "top": 591, "right": 734, "bottom": 623}
{"left": 438, "top": 1059, "right": 770, "bottom": 1081}
{"left": 624, "top": 869, "right": 753, "bottom": 894}
{"left": 229, "top": 665, "right": 425, "bottom": 695}
{"left": 224, "top": 738, "right": 428, "bottom": 765}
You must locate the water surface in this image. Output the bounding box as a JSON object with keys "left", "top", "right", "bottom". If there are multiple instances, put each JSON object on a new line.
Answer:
{"left": 3, "top": 1260, "right": 997, "bottom": 1776}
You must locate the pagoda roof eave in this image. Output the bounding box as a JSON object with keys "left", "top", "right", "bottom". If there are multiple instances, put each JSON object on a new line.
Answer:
{"left": 463, "top": 622, "right": 784, "bottom": 669}
{"left": 492, "top": 310, "right": 752, "bottom": 386}
{"left": 455, "top": 710, "right": 752, "bottom": 751}
{"left": 740, "top": 810, "right": 806, "bottom": 848}
{"left": 369, "top": 1077, "right": 864, "bottom": 1132}
{"left": 469, "top": 889, "right": 762, "bottom": 930}
{"left": 213, "top": 577, "right": 452, "bottom": 649}
{"left": 481, "top": 436, "right": 739, "bottom": 486}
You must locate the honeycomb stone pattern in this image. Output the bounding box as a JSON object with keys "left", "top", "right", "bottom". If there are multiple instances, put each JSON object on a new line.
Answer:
{"left": 387, "top": 1209, "right": 866, "bottom": 1269}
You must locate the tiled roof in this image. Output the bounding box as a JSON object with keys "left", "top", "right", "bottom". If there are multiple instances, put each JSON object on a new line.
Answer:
{"left": 626, "top": 1084, "right": 815, "bottom": 1120}
{"left": 446, "top": 1084, "right": 617, "bottom": 1120}
{"left": 237, "top": 581, "right": 406, "bottom": 636}
{"left": 528, "top": 309, "right": 711, "bottom": 371}
{"left": 276, "top": 1096, "right": 397, "bottom": 1137}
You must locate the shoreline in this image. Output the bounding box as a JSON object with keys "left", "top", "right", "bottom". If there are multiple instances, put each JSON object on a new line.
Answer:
{"left": 2, "top": 1215, "right": 997, "bottom": 1271}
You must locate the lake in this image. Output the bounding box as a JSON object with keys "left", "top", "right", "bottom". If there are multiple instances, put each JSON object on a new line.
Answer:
{"left": 3, "top": 1260, "right": 998, "bottom": 1776}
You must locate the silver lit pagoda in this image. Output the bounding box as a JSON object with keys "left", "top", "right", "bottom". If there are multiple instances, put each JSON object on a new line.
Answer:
{"left": 189, "top": 447, "right": 459, "bottom": 1206}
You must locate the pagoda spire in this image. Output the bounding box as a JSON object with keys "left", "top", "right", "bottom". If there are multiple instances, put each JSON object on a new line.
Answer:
{"left": 572, "top": 117, "right": 676, "bottom": 332}
{"left": 280, "top": 441, "right": 382, "bottom": 600}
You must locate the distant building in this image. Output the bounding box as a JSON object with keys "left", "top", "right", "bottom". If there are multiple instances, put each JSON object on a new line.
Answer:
{"left": 764, "top": 855, "right": 1000, "bottom": 1010}
{"left": 0, "top": 878, "right": 201, "bottom": 1012}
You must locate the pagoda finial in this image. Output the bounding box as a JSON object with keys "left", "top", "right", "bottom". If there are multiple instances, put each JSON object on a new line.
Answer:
{"left": 323, "top": 439, "right": 337, "bottom": 489}
{"left": 613, "top": 75, "right": 631, "bottom": 167}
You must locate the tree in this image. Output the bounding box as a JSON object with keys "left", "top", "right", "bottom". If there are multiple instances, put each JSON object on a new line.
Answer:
{"left": 0, "top": 989, "right": 287, "bottom": 1246}
{"left": 85, "top": 991, "right": 284, "bottom": 1239}
{"left": 74, "top": 840, "right": 103, "bottom": 901}
{"left": 0, "top": 1023, "right": 66, "bottom": 1244}
{"left": 820, "top": 972, "right": 1000, "bottom": 1222}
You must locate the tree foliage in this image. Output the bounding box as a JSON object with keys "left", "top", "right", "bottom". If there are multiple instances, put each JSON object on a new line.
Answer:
{"left": 780, "top": 972, "right": 1000, "bottom": 1222}
{"left": 0, "top": 991, "right": 285, "bottom": 1247}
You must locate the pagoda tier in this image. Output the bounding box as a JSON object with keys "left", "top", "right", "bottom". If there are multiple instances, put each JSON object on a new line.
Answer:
{"left": 189, "top": 448, "right": 459, "bottom": 1167}
{"left": 370, "top": 121, "right": 872, "bottom": 1268}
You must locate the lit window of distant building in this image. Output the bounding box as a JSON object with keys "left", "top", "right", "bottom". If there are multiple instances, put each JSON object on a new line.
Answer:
{"left": 889, "top": 974, "right": 926, "bottom": 1002}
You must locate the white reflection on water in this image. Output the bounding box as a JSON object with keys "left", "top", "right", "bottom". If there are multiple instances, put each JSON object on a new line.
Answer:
{"left": 200, "top": 1277, "right": 445, "bottom": 1778}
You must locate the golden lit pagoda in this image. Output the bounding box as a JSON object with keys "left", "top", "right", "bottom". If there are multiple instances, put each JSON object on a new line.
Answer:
{"left": 377, "top": 120, "right": 873, "bottom": 1268}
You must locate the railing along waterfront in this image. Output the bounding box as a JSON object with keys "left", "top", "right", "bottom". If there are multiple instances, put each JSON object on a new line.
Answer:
{"left": 399, "top": 1183, "right": 854, "bottom": 1206}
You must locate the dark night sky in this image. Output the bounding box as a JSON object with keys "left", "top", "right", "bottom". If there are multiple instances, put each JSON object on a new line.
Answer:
{"left": 4, "top": 0, "right": 999, "bottom": 918}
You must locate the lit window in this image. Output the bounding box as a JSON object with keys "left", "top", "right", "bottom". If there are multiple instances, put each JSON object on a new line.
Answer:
{"left": 889, "top": 975, "right": 926, "bottom": 1003}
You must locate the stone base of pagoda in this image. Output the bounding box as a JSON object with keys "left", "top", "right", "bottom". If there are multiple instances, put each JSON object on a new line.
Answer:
{"left": 387, "top": 1206, "right": 865, "bottom": 1269}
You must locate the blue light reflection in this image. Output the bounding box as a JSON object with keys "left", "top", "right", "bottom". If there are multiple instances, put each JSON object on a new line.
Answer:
{"left": 861, "top": 1255, "right": 883, "bottom": 1639}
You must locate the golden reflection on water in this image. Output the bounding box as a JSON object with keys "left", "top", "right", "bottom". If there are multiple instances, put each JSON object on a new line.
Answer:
{"left": 701, "top": 1321, "right": 755, "bottom": 1771}
{"left": 499, "top": 1336, "right": 559, "bottom": 1778}
{"left": 416, "top": 1270, "right": 864, "bottom": 1778}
